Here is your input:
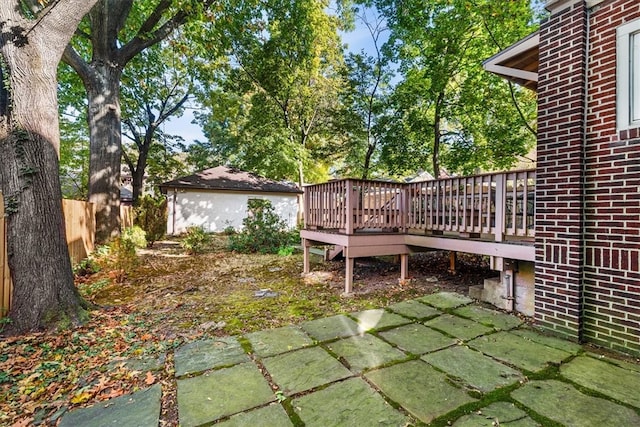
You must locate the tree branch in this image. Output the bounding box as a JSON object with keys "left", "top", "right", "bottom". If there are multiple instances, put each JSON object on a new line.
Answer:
{"left": 119, "top": 0, "right": 194, "bottom": 65}
{"left": 62, "top": 45, "right": 95, "bottom": 85}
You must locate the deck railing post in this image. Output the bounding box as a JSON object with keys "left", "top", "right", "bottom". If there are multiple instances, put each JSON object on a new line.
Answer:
{"left": 303, "top": 186, "right": 310, "bottom": 228}
{"left": 345, "top": 180, "right": 354, "bottom": 234}
{"left": 402, "top": 185, "right": 409, "bottom": 232}
{"left": 494, "top": 174, "right": 506, "bottom": 242}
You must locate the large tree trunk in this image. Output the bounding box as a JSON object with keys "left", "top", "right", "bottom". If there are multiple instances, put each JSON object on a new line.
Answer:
{"left": 86, "top": 70, "right": 123, "bottom": 242}
{"left": 0, "top": 0, "right": 99, "bottom": 334}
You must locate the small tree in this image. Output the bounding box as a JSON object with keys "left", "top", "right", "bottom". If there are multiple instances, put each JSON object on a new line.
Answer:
{"left": 228, "top": 199, "right": 296, "bottom": 254}
{"left": 134, "top": 195, "right": 167, "bottom": 248}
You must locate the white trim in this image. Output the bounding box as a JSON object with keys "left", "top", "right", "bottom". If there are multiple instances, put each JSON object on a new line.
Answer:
{"left": 483, "top": 32, "right": 539, "bottom": 89}
{"left": 482, "top": 65, "right": 538, "bottom": 84}
{"left": 545, "top": 0, "right": 580, "bottom": 14}
{"left": 617, "top": 19, "right": 640, "bottom": 131}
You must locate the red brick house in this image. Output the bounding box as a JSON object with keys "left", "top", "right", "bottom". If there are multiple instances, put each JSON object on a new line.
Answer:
{"left": 486, "top": 0, "right": 640, "bottom": 355}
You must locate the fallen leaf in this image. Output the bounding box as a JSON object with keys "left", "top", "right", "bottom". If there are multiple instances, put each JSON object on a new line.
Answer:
{"left": 70, "top": 391, "right": 93, "bottom": 404}
{"left": 145, "top": 371, "right": 155, "bottom": 385}
{"left": 11, "top": 417, "right": 33, "bottom": 427}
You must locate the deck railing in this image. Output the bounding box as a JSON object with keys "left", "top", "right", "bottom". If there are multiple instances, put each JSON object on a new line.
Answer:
{"left": 304, "top": 169, "right": 535, "bottom": 239}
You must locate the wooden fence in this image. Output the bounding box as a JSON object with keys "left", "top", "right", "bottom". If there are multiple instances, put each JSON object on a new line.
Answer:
{"left": 0, "top": 192, "right": 134, "bottom": 317}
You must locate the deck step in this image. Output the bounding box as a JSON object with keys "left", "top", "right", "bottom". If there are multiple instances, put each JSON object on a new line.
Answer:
{"left": 325, "top": 245, "right": 344, "bottom": 261}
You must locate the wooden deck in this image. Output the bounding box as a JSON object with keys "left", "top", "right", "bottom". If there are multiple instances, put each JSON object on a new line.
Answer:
{"left": 301, "top": 170, "right": 536, "bottom": 292}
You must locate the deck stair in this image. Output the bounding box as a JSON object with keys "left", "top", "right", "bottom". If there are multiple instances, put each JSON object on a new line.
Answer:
{"left": 324, "top": 245, "right": 344, "bottom": 260}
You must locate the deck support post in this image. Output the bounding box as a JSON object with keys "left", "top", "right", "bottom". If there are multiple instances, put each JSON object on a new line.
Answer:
{"left": 302, "top": 238, "right": 310, "bottom": 274}
{"left": 345, "top": 257, "right": 354, "bottom": 294}
{"left": 400, "top": 254, "right": 409, "bottom": 280}
{"left": 449, "top": 251, "right": 458, "bottom": 273}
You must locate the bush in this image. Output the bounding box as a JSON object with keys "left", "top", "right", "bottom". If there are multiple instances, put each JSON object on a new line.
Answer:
{"left": 121, "top": 226, "right": 147, "bottom": 249}
{"left": 93, "top": 237, "right": 138, "bottom": 283}
{"left": 73, "top": 257, "right": 101, "bottom": 276}
{"left": 135, "top": 195, "right": 167, "bottom": 247}
{"left": 181, "top": 226, "right": 212, "bottom": 254}
{"left": 228, "top": 199, "right": 298, "bottom": 254}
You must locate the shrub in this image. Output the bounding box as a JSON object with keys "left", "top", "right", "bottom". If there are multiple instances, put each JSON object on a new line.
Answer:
{"left": 228, "top": 199, "right": 298, "bottom": 254}
{"left": 93, "top": 237, "right": 138, "bottom": 283}
{"left": 135, "top": 195, "right": 167, "bottom": 248}
{"left": 181, "top": 226, "right": 212, "bottom": 254}
{"left": 73, "top": 257, "right": 101, "bottom": 276}
{"left": 121, "top": 226, "right": 147, "bottom": 249}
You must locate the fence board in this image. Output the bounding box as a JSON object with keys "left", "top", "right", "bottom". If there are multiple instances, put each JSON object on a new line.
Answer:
{"left": 0, "top": 192, "right": 11, "bottom": 318}
{"left": 0, "top": 199, "right": 136, "bottom": 318}
{"left": 63, "top": 199, "right": 96, "bottom": 264}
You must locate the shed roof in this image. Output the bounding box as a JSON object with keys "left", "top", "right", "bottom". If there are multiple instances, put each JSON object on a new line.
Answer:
{"left": 160, "top": 166, "right": 302, "bottom": 194}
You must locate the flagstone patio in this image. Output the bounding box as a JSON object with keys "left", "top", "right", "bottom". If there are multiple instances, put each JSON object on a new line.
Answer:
{"left": 59, "top": 292, "right": 640, "bottom": 426}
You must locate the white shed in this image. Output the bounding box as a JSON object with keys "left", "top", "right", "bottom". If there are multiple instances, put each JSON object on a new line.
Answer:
{"left": 160, "top": 166, "right": 302, "bottom": 235}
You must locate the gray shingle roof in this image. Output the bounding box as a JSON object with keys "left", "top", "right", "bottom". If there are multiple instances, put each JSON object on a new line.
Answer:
{"left": 159, "top": 166, "right": 302, "bottom": 194}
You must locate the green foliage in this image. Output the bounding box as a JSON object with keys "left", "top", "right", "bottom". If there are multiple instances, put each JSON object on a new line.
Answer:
{"left": 277, "top": 246, "right": 295, "bottom": 257}
{"left": 195, "top": 0, "right": 345, "bottom": 186}
{"left": 373, "top": 0, "right": 538, "bottom": 176}
{"left": 121, "top": 226, "right": 147, "bottom": 249}
{"left": 228, "top": 199, "right": 298, "bottom": 254}
{"left": 134, "top": 195, "right": 167, "bottom": 247}
{"left": 180, "top": 226, "right": 212, "bottom": 254}
{"left": 93, "top": 238, "right": 139, "bottom": 283}
{"left": 223, "top": 225, "right": 237, "bottom": 235}
{"left": 77, "top": 278, "right": 111, "bottom": 298}
{"left": 72, "top": 258, "right": 100, "bottom": 277}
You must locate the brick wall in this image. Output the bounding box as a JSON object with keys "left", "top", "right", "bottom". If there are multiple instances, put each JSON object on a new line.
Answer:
{"left": 535, "top": 2, "right": 586, "bottom": 340}
{"left": 535, "top": 1, "right": 588, "bottom": 340}
{"left": 583, "top": 0, "right": 640, "bottom": 355}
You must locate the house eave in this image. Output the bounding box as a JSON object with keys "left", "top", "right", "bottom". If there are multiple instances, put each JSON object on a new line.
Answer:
{"left": 159, "top": 184, "right": 303, "bottom": 195}
{"left": 483, "top": 31, "right": 539, "bottom": 92}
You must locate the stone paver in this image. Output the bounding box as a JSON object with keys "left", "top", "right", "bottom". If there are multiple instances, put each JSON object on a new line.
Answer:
{"left": 352, "top": 308, "right": 410, "bottom": 332}
{"left": 365, "top": 360, "right": 476, "bottom": 424}
{"left": 468, "top": 331, "right": 572, "bottom": 372}
{"left": 245, "top": 325, "right": 313, "bottom": 357}
{"left": 293, "top": 377, "right": 407, "bottom": 426}
{"left": 59, "top": 384, "right": 161, "bottom": 427}
{"left": 561, "top": 355, "right": 640, "bottom": 408}
{"left": 419, "top": 292, "right": 473, "bottom": 309}
{"left": 452, "top": 401, "right": 539, "bottom": 426}
{"left": 300, "top": 314, "right": 359, "bottom": 342}
{"left": 386, "top": 299, "right": 441, "bottom": 319}
{"left": 510, "top": 328, "right": 582, "bottom": 354}
{"left": 586, "top": 352, "right": 640, "bottom": 373}
{"left": 215, "top": 403, "right": 292, "bottom": 426}
{"left": 262, "top": 346, "right": 352, "bottom": 395}
{"left": 177, "top": 362, "right": 274, "bottom": 427}
{"left": 511, "top": 380, "right": 640, "bottom": 427}
{"left": 57, "top": 294, "right": 640, "bottom": 427}
{"left": 174, "top": 336, "right": 248, "bottom": 376}
{"left": 425, "top": 314, "right": 493, "bottom": 340}
{"left": 326, "top": 333, "right": 407, "bottom": 372}
{"left": 422, "top": 346, "right": 524, "bottom": 393}
{"left": 379, "top": 323, "right": 456, "bottom": 354}
{"left": 453, "top": 305, "right": 523, "bottom": 330}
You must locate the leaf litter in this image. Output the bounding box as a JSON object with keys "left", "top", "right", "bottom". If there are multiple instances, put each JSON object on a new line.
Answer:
{"left": 0, "top": 236, "right": 492, "bottom": 425}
